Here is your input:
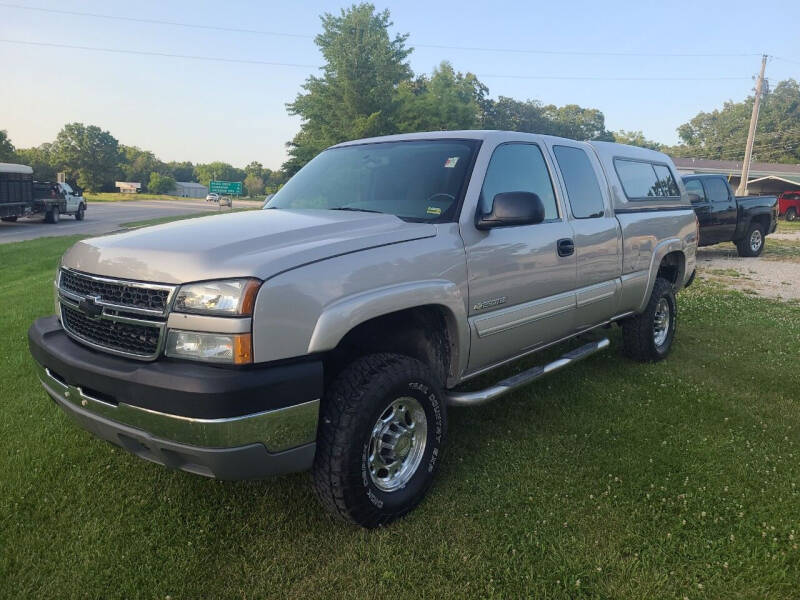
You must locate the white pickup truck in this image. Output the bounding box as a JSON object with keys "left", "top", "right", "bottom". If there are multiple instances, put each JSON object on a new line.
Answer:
{"left": 29, "top": 131, "right": 697, "bottom": 527}
{"left": 0, "top": 163, "right": 86, "bottom": 223}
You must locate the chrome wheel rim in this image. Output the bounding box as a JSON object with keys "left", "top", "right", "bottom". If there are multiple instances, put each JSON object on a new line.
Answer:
{"left": 653, "top": 298, "right": 671, "bottom": 347}
{"left": 367, "top": 396, "right": 427, "bottom": 492}
{"left": 750, "top": 229, "right": 762, "bottom": 252}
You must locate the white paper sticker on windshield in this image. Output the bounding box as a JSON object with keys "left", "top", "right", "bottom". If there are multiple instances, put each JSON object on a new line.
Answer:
{"left": 444, "top": 157, "right": 459, "bottom": 168}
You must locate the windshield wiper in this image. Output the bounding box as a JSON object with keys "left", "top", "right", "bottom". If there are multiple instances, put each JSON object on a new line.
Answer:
{"left": 329, "top": 206, "right": 384, "bottom": 214}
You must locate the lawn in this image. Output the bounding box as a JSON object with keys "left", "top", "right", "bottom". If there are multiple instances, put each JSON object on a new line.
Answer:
{"left": 1, "top": 236, "right": 799, "bottom": 599}
{"left": 85, "top": 192, "right": 197, "bottom": 203}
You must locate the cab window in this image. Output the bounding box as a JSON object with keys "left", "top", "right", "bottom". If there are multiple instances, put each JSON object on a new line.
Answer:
{"left": 480, "top": 143, "right": 558, "bottom": 220}
{"left": 704, "top": 177, "right": 730, "bottom": 203}
{"left": 553, "top": 145, "right": 605, "bottom": 218}
{"left": 684, "top": 179, "right": 706, "bottom": 203}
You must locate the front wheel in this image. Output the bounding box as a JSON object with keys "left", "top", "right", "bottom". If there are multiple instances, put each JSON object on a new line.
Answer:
{"left": 622, "top": 277, "right": 677, "bottom": 362}
{"left": 75, "top": 205, "right": 85, "bottom": 221}
{"left": 736, "top": 222, "right": 765, "bottom": 257}
{"left": 786, "top": 207, "right": 797, "bottom": 222}
{"left": 313, "top": 353, "right": 447, "bottom": 528}
{"left": 1, "top": 216, "right": 18, "bottom": 222}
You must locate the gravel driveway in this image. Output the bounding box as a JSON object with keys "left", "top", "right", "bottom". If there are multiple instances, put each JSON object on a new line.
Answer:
{"left": 696, "top": 235, "right": 800, "bottom": 301}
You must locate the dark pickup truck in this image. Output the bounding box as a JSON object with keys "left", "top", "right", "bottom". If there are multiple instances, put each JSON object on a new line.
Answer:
{"left": 682, "top": 174, "right": 778, "bottom": 257}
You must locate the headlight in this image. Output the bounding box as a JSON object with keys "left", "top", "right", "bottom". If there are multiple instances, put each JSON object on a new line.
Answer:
{"left": 165, "top": 330, "right": 252, "bottom": 364}
{"left": 173, "top": 279, "right": 260, "bottom": 316}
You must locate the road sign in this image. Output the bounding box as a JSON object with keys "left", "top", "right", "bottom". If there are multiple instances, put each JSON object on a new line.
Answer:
{"left": 209, "top": 180, "right": 243, "bottom": 195}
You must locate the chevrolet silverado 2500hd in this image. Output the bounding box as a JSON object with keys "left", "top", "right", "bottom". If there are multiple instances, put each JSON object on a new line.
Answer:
{"left": 29, "top": 131, "right": 697, "bottom": 527}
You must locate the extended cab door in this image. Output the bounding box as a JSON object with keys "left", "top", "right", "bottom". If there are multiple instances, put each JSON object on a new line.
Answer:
{"left": 548, "top": 141, "right": 622, "bottom": 331}
{"left": 463, "top": 141, "right": 576, "bottom": 372}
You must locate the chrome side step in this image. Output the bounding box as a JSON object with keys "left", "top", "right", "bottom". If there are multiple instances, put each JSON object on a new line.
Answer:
{"left": 445, "top": 338, "right": 610, "bottom": 407}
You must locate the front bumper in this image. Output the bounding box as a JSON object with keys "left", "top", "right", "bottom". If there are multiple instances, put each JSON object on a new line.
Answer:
{"left": 28, "top": 316, "right": 322, "bottom": 479}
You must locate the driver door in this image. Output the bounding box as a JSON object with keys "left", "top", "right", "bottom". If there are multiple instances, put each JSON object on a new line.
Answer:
{"left": 464, "top": 142, "right": 577, "bottom": 372}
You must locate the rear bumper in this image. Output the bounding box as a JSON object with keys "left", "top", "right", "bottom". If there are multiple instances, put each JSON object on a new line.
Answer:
{"left": 29, "top": 316, "right": 322, "bottom": 479}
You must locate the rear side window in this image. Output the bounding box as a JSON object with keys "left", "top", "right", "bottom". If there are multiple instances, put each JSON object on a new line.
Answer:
{"left": 614, "top": 159, "right": 680, "bottom": 199}
{"left": 553, "top": 145, "right": 605, "bottom": 218}
{"left": 704, "top": 177, "right": 730, "bottom": 203}
{"left": 480, "top": 143, "right": 559, "bottom": 220}
{"left": 653, "top": 165, "right": 680, "bottom": 197}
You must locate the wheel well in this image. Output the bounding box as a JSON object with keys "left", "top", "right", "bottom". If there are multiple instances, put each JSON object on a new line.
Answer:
{"left": 751, "top": 214, "right": 771, "bottom": 232}
{"left": 657, "top": 251, "right": 685, "bottom": 286}
{"left": 324, "top": 306, "right": 454, "bottom": 387}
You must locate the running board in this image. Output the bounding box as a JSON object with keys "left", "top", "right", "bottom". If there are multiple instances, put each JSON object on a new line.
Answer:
{"left": 445, "top": 338, "right": 610, "bottom": 407}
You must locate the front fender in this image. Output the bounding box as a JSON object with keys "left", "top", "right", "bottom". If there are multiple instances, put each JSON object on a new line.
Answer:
{"left": 307, "top": 280, "right": 469, "bottom": 384}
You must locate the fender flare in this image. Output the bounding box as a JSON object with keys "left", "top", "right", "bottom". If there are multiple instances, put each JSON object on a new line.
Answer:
{"left": 637, "top": 237, "right": 685, "bottom": 312}
{"left": 307, "top": 280, "right": 469, "bottom": 385}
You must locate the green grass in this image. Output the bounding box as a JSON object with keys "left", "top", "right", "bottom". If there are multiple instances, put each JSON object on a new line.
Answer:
{"left": 777, "top": 219, "right": 800, "bottom": 233}
{"left": 121, "top": 207, "right": 255, "bottom": 229}
{"left": 85, "top": 192, "right": 199, "bottom": 203}
{"left": 2, "top": 236, "right": 800, "bottom": 599}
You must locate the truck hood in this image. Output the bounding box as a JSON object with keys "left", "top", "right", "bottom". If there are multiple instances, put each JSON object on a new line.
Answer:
{"left": 61, "top": 209, "right": 437, "bottom": 284}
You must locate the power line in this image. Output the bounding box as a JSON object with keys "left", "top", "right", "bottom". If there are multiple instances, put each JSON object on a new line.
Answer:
{"left": 0, "top": 2, "right": 766, "bottom": 59}
{"left": 0, "top": 39, "right": 319, "bottom": 68}
{"left": 0, "top": 39, "right": 756, "bottom": 82}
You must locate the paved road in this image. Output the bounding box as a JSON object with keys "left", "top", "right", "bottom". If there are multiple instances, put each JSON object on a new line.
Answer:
{"left": 0, "top": 199, "right": 262, "bottom": 244}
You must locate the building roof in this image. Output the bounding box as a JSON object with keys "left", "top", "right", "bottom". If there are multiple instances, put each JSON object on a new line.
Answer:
{"left": 173, "top": 181, "right": 207, "bottom": 189}
{"left": 672, "top": 157, "right": 800, "bottom": 177}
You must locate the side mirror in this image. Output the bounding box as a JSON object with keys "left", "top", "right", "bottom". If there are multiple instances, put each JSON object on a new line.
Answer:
{"left": 476, "top": 191, "right": 545, "bottom": 230}
{"left": 687, "top": 192, "right": 702, "bottom": 203}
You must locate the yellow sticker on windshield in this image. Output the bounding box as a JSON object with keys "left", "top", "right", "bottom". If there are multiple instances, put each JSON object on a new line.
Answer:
{"left": 426, "top": 206, "right": 442, "bottom": 215}
{"left": 444, "top": 157, "right": 459, "bottom": 168}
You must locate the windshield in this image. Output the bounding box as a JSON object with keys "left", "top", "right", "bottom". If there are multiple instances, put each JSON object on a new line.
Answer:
{"left": 267, "top": 140, "right": 479, "bottom": 221}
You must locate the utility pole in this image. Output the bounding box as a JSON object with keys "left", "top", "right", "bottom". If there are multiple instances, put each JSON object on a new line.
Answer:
{"left": 736, "top": 54, "right": 768, "bottom": 196}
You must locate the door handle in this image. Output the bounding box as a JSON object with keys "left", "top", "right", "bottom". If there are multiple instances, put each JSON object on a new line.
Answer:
{"left": 557, "top": 238, "right": 574, "bottom": 257}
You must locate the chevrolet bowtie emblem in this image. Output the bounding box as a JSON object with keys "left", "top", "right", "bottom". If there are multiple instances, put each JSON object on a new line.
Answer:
{"left": 78, "top": 296, "right": 103, "bottom": 319}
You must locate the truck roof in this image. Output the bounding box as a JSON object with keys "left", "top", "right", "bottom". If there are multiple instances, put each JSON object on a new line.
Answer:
{"left": 329, "top": 130, "right": 675, "bottom": 164}
{"left": 0, "top": 162, "right": 34, "bottom": 174}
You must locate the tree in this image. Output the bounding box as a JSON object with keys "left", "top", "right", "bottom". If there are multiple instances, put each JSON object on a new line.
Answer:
{"left": 147, "top": 172, "right": 176, "bottom": 195}
{"left": 165, "top": 161, "right": 195, "bottom": 182}
{"left": 244, "top": 174, "right": 265, "bottom": 197}
{"left": 50, "top": 123, "right": 121, "bottom": 191}
{"left": 613, "top": 130, "right": 663, "bottom": 150}
{"left": 15, "top": 144, "right": 56, "bottom": 180}
{"left": 0, "top": 130, "right": 16, "bottom": 161}
{"left": 482, "top": 96, "right": 549, "bottom": 132}
{"left": 541, "top": 104, "right": 614, "bottom": 141}
{"left": 672, "top": 78, "right": 800, "bottom": 163}
{"left": 194, "top": 162, "right": 244, "bottom": 187}
{"left": 396, "top": 62, "right": 487, "bottom": 132}
{"left": 283, "top": 3, "right": 412, "bottom": 174}
{"left": 120, "top": 145, "right": 165, "bottom": 189}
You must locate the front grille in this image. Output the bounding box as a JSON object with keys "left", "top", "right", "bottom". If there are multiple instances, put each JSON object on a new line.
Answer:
{"left": 60, "top": 269, "right": 172, "bottom": 313}
{"left": 61, "top": 304, "right": 161, "bottom": 357}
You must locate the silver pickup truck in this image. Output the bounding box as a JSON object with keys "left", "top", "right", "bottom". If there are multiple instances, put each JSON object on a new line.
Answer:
{"left": 29, "top": 131, "right": 697, "bottom": 527}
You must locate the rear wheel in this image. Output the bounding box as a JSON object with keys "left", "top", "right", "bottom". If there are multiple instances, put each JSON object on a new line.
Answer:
{"left": 313, "top": 353, "right": 447, "bottom": 528}
{"left": 736, "top": 222, "right": 764, "bottom": 257}
{"left": 1, "top": 216, "right": 18, "bottom": 223}
{"left": 45, "top": 206, "right": 60, "bottom": 224}
{"left": 622, "top": 277, "right": 677, "bottom": 362}
{"left": 786, "top": 207, "right": 798, "bottom": 222}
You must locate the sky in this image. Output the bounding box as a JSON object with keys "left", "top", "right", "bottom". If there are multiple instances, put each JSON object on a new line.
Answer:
{"left": 2, "top": 0, "right": 799, "bottom": 170}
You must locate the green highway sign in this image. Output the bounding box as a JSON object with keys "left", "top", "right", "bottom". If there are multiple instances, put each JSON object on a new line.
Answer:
{"left": 209, "top": 180, "right": 243, "bottom": 195}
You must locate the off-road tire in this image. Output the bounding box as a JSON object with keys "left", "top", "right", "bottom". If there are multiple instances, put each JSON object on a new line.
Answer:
{"left": 75, "top": 205, "right": 85, "bottom": 221}
{"left": 45, "top": 206, "right": 60, "bottom": 224}
{"left": 786, "top": 207, "right": 797, "bottom": 222}
{"left": 736, "top": 222, "right": 765, "bottom": 257}
{"left": 1, "top": 216, "right": 18, "bottom": 222}
{"left": 622, "top": 277, "right": 676, "bottom": 362}
{"left": 312, "top": 353, "right": 447, "bottom": 528}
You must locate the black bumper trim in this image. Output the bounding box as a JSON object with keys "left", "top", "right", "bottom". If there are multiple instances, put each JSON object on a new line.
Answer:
{"left": 29, "top": 316, "right": 323, "bottom": 419}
